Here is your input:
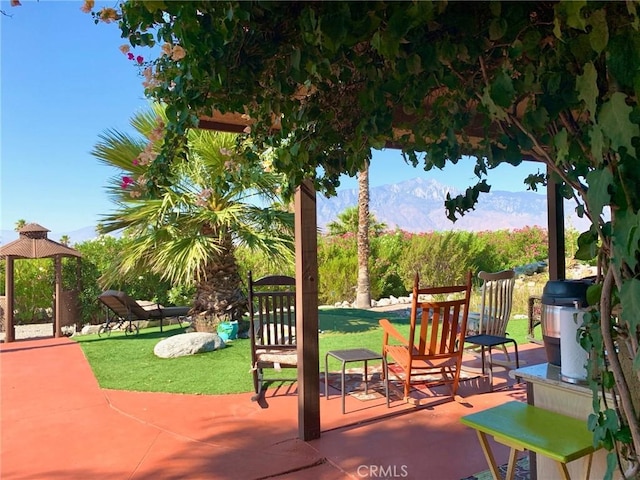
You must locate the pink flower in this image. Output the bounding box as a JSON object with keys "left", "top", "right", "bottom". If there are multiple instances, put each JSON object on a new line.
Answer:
{"left": 99, "top": 7, "right": 119, "bottom": 23}
{"left": 80, "top": 0, "right": 94, "bottom": 12}
{"left": 121, "top": 176, "right": 134, "bottom": 189}
{"left": 136, "top": 56, "right": 144, "bottom": 64}
{"left": 171, "top": 45, "right": 186, "bottom": 61}
{"left": 132, "top": 158, "right": 139, "bottom": 166}
{"left": 119, "top": 44, "right": 130, "bottom": 55}
{"left": 127, "top": 53, "right": 134, "bottom": 60}
{"left": 161, "top": 43, "right": 172, "bottom": 57}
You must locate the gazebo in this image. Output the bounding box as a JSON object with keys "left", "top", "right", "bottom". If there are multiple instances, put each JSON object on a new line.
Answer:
{"left": 0, "top": 223, "right": 82, "bottom": 342}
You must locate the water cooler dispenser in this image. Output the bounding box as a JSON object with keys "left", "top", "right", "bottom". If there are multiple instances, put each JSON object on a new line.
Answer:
{"left": 540, "top": 278, "right": 593, "bottom": 383}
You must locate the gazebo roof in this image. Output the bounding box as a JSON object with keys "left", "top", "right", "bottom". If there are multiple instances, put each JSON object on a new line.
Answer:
{"left": 0, "top": 223, "right": 82, "bottom": 259}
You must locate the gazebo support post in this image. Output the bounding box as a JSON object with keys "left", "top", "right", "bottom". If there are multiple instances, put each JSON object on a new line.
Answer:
{"left": 54, "top": 256, "right": 62, "bottom": 338}
{"left": 5, "top": 256, "right": 15, "bottom": 343}
{"left": 76, "top": 257, "right": 82, "bottom": 331}
{"left": 295, "top": 180, "right": 321, "bottom": 441}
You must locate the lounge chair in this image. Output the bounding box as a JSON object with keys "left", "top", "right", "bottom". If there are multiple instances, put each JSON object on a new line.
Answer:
{"left": 98, "top": 290, "right": 191, "bottom": 332}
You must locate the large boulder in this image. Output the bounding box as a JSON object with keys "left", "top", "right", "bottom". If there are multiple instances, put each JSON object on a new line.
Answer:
{"left": 154, "top": 332, "right": 225, "bottom": 359}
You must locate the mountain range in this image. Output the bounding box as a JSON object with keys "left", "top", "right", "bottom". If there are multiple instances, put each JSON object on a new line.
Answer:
{"left": 0, "top": 177, "right": 590, "bottom": 246}
{"left": 317, "top": 177, "right": 590, "bottom": 233}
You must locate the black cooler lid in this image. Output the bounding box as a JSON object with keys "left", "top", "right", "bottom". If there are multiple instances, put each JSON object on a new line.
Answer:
{"left": 541, "top": 279, "right": 592, "bottom": 307}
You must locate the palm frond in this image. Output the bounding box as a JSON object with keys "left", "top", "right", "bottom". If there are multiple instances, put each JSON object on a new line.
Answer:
{"left": 93, "top": 102, "right": 294, "bottom": 289}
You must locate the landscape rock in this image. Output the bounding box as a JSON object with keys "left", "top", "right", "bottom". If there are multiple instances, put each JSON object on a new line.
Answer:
{"left": 154, "top": 332, "right": 225, "bottom": 359}
{"left": 81, "top": 324, "right": 101, "bottom": 335}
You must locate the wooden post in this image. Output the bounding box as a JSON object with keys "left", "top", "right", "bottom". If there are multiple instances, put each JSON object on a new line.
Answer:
{"left": 547, "top": 168, "right": 566, "bottom": 281}
{"left": 5, "top": 256, "right": 15, "bottom": 343}
{"left": 54, "top": 256, "right": 62, "bottom": 338}
{"left": 294, "top": 180, "right": 321, "bottom": 441}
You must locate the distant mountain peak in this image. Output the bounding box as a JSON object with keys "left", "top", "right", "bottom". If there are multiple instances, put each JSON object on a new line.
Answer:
{"left": 320, "top": 177, "right": 590, "bottom": 233}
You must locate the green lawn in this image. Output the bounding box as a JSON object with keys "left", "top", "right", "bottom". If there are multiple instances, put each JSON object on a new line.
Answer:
{"left": 74, "top": 307, "right": 531, "bottom": 396}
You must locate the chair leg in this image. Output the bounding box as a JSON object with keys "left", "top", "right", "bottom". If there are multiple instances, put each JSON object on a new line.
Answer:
{"left": 382, "top": 357, "right": 390, "bottom": 408}
{"left": 251, "top": 367, "right": 263, "bottom": 402}
{"left": 252, "top": 367, "right": 259, "bottom": 395}
{"left": 487, "top": 348, "right": 494, "bottom": 392}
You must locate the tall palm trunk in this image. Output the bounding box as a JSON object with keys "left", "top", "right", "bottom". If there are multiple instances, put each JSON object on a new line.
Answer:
{"left": 192, "top": 229, "right": 247, "bottom": 332}
{"left": 355, "top": 160, "right": 371, "bottom": 309}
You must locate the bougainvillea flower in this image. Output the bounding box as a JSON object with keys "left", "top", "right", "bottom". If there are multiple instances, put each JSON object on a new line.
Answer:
{"left": 136, "top": 56, "right": 144, "bottom": 64}
{"left": 121, "top": 176, "right": 134, "bottom": 189}
{"left": 161, "top": 43, "right": 172, "bottom": 56}
{"left": 99, "top": 7, "right": 119, "bottom": 23}
{"left": 171, "top": 45, "right": 186, "bottom": 61}
{"left": 80, "top": 0, "right": 93, "bottom": 12}
{"left": 127, "top": 53, "right": 134, "bottom": 60}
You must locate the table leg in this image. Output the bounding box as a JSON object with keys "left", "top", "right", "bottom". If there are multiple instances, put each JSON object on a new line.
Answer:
{"left": 341, "top": 360, "right": 346, "bottom": 414}
{"left": 476, "top": 431, "right": 501, "bottom": 480}
{"left": 555, "top": 461, "right": 571, "bottom": 480}
{"left": 364, "top": 360, "right": 369, "bottom": 394}
{"left": 504, "top": 447, "right": 519, "bottom": 480}
{"left": 324, "top": 353, "right": 330, "bottom": 399}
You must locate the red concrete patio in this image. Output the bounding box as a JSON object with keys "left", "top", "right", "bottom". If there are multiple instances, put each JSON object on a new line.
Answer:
{"left": 1, "top": 336, "right": 547, "bottom": 479}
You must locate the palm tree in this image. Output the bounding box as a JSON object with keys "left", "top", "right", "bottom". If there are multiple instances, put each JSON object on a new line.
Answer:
{"left": 59, "top": 235, "right": 70, "bottom": 246}
{"left": 14, "top": 219, "right": 26, "bottom": 231}
{"left": 355, "top": 162, "right": 371, "bottom": 309}
{"left": 326, "top": 207, "right": 387, "bottom": 236}
{"left": 92, "top": 104, "right": 294, "bottom": 332}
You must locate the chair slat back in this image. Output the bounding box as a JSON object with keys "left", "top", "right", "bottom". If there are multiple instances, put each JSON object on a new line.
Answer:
{"left": 478, "top": 270, "right": 515, "bottom": 336}
{"left": 409, "top": 272, "right": 472, "bottom": 359}
{"left": 248, "top": 272, "right": 296, "bottom": 348}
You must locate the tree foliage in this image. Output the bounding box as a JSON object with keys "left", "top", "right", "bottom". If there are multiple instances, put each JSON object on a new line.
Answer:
{"left": 92, "top": 1, "right": 640, "bottom": 474}
{"left": 92, "top": 103, "right": 294, "bottom": 326}
{"left": 326, "top": 206, "right": 387, "bottom": 236}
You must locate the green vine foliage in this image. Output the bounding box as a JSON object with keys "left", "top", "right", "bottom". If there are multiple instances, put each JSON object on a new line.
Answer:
{"left": 99, "top": 2, "right": 640, "bottom": 475}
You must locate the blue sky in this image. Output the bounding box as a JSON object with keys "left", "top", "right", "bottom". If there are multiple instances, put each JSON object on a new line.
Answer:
{"left": 1, "top": 1, "right": 545, "bottom": 235}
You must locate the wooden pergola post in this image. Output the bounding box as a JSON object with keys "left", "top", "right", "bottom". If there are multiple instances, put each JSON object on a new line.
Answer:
{"left": 294, "top": 180, "right": 321, "bottom": 441}
{"left": 547, "top": 166, "right": 566, "bottom": 281}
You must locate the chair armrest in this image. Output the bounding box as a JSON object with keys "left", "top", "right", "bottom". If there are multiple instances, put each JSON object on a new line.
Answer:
{"left": 379, "top": 319, "right": 408, "bottom": 345}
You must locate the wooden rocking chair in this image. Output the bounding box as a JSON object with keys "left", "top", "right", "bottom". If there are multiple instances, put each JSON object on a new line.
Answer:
{"left": 248, "top": 272, "right": 297, "bottom": 401}
{"left": 379, "top": 271, "right": 473, "bottom": 405}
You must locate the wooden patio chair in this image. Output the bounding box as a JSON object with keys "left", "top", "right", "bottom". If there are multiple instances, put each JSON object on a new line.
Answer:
{"left": 247, "top": 272, "right": 297, "bottom": 401}
{"left": 464, "top": 269, "right": 519, "bottom": 388}
{"left": 379, "top": 271, "right": 472, "bottom": 405}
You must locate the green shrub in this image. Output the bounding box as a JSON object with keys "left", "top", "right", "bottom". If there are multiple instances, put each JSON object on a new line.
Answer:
{"left": 476, "top": 226, "right": 548, "bottom": 271}
{"left": 235, "top": 247, "right": 294, "bottom": 284}
{"left": 3, "top": 225, "right": 551, "bottom": 324}
{"left": 397, "top": 231, "right": 485, "bottom": 288}
{"left": 317, "top": 234, "right": 358, "bottom": 304}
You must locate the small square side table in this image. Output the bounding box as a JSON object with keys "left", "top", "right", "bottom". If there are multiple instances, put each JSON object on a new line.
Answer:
{"left": 324, "top": 348, "right": 384, "bottom": 414}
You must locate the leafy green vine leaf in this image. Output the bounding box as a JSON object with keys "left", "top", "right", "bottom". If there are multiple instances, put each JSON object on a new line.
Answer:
{"left": 577, "top": 62, "right": 598, "bottom": 120}
{"left": 599, "top": 92, "right": 639, "bottom": 154}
